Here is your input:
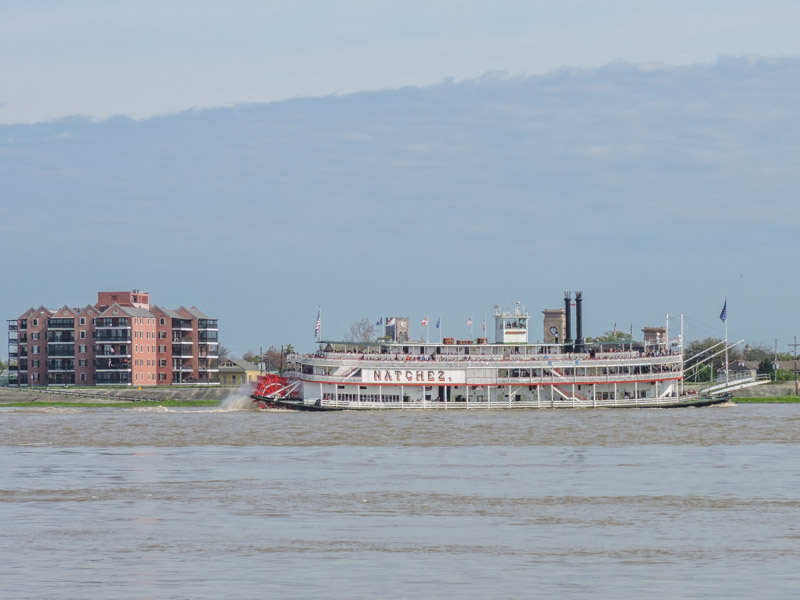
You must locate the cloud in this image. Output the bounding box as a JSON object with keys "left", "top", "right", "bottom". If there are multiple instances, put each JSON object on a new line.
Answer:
{"left": 1, "top": 57, "right": 799, "bottom": 353}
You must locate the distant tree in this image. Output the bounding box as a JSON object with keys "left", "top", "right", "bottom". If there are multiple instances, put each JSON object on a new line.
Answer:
{"left": 743, "top": 343, "right": 773, "bottom": 362}
{"left": 242, "top": 351, "right": 259, "bottom": 363}
{"left": 586, "top": 330, "right": 632, "bottom": 343}
{"left": 684, "top": 337, "right": 748, "bottom": 382}
{"left": 211, "top": 345, "right": 229, "bottom": 369}
{"left": 262, "top": 344, "right": 294, "bottom": 371}
{"left": 757, "top": 358, "right": 775, "bottom": 379}
{"left": 0, "top": 357, "right": 6, "bottom": 371}
{"left": 344, "top": 318, "right": 375, "bottom": 343}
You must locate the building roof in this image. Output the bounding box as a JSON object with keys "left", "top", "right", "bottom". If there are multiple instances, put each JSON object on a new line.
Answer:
{"left": 184, "top": 306, "right": 209, "bottom": 319}
{"left": 716, "top": 360, "right": 757, "bottom": 373}
{"left": 217, "top": 358, "right": 260, "bottom": 373}
{"left": 122, "top": 306, "right": 155, "bottom": 318}
{"left": 151, "top": 306, "right": 184, "bottom": 319}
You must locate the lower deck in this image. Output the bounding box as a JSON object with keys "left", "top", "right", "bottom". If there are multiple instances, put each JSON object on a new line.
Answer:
{"left": 262, "top": 392, "right": 720, "bottom": 410}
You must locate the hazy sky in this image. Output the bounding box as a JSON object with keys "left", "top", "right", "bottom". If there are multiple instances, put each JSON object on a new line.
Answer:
{"left": 2, "top": 2, "right": 800, "bottom": 358}
{"left": 3, "top": 1, "right": 800, "bottom": 123}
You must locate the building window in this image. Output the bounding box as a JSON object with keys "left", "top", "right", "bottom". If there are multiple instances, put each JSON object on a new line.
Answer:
{"left": 32, "top": 373, "right": 40, "bottom": 382}
{"left": 32, "top": 332, "right": 39, "bottom": 340}
{"left": 159, "top": 331, "right": 166, "bottom": 339}
{"left": 32, "top": 319, "right": 38, "bottom": 326}
{"left": 32, "top": 346, "right": 39, "bottom": 354}
{"left": 80, "top": 317, "right": 86, "bottom": 326}
{"left": 79, "top": 359, "right": 87, "bottom": 367}
{"left": 159, "top": 373, "right": 166, "bottom": 381}
{"left": 80, "top": 331, "right": 86, "bottom": 339}
{"left": 160, "top": 318, "right": 165, "bottom": 326}
{"left": 32, "top": 359, "right": 39, "bottom": 368}
{"left": 79, "top": 345, "right": 87, "bottom": 353}
{"left": 80, "top": 373, "right": 86, "bottom": 382}
{"left": 160, "top": 359, "right": 166, "bottom": 367}
{"left": 159, "top": 345, "right": 166, "bottom": 353}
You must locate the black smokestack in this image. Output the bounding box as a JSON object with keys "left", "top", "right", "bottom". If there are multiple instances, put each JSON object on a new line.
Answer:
{"left": 575, "top": 291, "right": 583, "bottom": 353}
{"left": 564, "top": 291, "right": 573, "bottom": 351}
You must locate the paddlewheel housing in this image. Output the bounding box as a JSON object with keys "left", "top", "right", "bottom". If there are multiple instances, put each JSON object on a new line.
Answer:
{"left": 253, "top": 374, "right": 291, "bottom": 398}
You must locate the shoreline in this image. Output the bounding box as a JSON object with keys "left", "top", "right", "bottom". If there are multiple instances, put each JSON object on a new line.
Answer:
{"left": 1, "top": 385, "right": 798, "bottom": 408}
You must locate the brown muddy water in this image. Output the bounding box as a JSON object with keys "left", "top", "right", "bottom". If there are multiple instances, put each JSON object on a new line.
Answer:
{"left": 1, "top": 400, "right": 799, "bottom": 599}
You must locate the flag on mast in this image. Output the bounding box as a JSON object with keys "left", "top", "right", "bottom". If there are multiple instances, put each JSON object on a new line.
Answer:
{"left": 421, "top": 317, "right": 428, "bottom": 326}
{"left": 314, "top": 307, "right": 321, "bottom": 339}
{"left": 376, "top": 317, "right": 383, "bottom": 326}
{"left": 466, "top": 317, "right": 472, "bottom": 327}
{"left": 719, "top": 298, "right": 727, "bottom": 323}
{"left": 435, "top": 318, "right": 440, "bottom": 328}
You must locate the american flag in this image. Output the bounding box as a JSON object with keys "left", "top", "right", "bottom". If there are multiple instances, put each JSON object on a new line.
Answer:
{"left": 315, "top": 308, "right": 321, "bottom": 338}
{"left": 421, "top": 317, "right": 428, "bottom": 326}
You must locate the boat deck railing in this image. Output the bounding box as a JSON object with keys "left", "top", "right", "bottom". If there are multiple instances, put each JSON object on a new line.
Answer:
{"left": 301, "top": 353, "right": 681, "bottom": 368}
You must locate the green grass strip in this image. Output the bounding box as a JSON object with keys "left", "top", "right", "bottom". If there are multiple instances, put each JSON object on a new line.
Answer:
{"left": 730, "top": 396, "right": 800, "bottom": 403}
{"left": 1, "top": 399, "right": 221, "bottom": 408}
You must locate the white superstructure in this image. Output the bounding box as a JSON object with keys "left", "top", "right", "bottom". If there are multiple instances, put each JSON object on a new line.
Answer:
{"left": 253, "top": 297, "right": 723, "bottom": 410}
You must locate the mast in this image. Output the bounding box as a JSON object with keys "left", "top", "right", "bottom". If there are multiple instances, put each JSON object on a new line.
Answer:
{"left": 680, "top": 313, "right": 684, "bottom": 396}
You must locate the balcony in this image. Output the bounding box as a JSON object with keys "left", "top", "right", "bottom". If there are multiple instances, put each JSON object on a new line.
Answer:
{"left": 171, "top": 318, "right": 193, "bottom": 331}
{"left": 8, "top": 322, "right": 18, "bottom": 331}
{"left": 95, "top": 332, "right": 132, "bottom": 342}
{"left": 172, "top": 344, "right": 194, "bottom": 358}
{"left": 96, "top": 345, "right": 131, "bottom": 358}
{"left": 49, "top": 346, "right": 76, "bottom": 357}
{"left": 48, "top": 373, "right": 76, "bottom": 385}
{"left": 95, "top": 372, "right": 131, "bottom": 385}
{"left": 94, "top": 317, "right": 130, "bottom": 328}
{"left": 47, "top": 360, "right": 75, "bottom": 372}
{"left": 198, "top": 319, "right": 218, "bottom": 330}
{"left": 48, "top": 333, "right": 75, "bottom": 344}
{"left": 95, "top": 358, "right": 132, "bottom": 371}
{"left": 47, "top": 318, "right": 75, "bottom": 329}
{"left": 198, "top": 331, "right": 218, "bottom": 342}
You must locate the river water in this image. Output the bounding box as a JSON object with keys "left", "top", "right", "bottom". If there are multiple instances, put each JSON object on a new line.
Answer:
{"left": 1, "top": 400, "right": 799, "bottom": 599}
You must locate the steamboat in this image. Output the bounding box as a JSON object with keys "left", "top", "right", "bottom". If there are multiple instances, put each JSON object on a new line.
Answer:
{"left": 252, "top": 293, "right": 740, "bottom": 411}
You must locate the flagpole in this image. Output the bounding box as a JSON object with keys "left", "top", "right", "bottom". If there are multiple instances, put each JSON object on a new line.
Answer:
{"left": 680, "top": 313, "right": 684, "bottom": 396}
{"left": 725, "top": 312, "right": 729, "bottom": 384}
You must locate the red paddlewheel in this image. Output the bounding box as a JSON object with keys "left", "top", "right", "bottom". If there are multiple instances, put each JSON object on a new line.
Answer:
{"left": 254, "top": 374, "right": 290, "bottom": 397}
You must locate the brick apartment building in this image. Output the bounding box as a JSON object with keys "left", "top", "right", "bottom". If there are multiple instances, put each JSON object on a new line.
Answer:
{"left": 6, "top": 290, "right": 219, "bottom": 386}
